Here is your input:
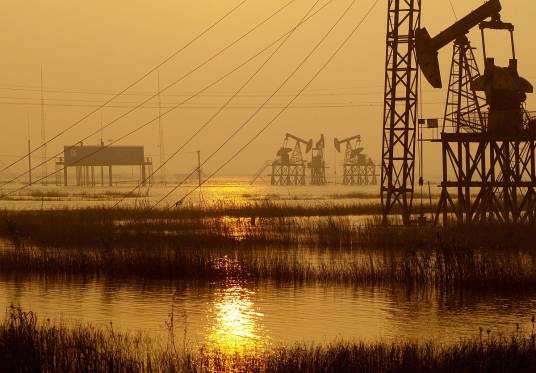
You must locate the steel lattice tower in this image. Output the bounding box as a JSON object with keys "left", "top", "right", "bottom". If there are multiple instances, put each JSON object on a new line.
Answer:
{"left": 381, "top": 0, "right": 421, "bottom": 224}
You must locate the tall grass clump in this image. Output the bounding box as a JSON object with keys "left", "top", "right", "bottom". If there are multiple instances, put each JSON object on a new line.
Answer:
{"left": 0, "top": 306, "right": 155, "bottom": 372}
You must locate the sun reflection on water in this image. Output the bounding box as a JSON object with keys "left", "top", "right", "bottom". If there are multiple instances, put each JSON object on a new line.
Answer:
{"left": 206, "top": 275, "right": 268, "bottom": 354}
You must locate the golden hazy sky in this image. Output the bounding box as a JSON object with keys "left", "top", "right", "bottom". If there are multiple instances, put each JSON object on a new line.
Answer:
{"left": 1, "top": 0, "right": 535, "bottom": 178}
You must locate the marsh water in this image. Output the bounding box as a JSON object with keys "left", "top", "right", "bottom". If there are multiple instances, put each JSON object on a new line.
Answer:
{"left": 2, "top": 275, "right": 536, "bottom": 353}
{"left": 0, "top": 177, "right": 534, "bottom": 352}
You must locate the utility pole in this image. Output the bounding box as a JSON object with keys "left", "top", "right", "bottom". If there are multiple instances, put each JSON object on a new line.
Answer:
{"left": 197, "top": 150, "right": 202, "bottom": 189}
{"left": 157, "top": 71, "right": 167, "bottom": 185}
{"left": 27, "top": 114, "right": 32, "bottom": 186}
{"left": 100, "top": 114, "right": 104, "bottom": 187}
{"left": 40, "top": 66, "right": 47, "bottom": 186}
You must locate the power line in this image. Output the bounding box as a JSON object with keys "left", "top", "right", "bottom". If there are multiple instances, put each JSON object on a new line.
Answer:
{"left": 0, "top": 0, "right": 299, "bottom": 191}
{"left": 0, "top": 0, "right": 334, "bottom": 197}
{"left": 0, "top": 101, "right": 445, "bottom": 109}
{"left": 0, "top": 0, "right": 250, "bottom": 175}
{"left": 169, "top": 0, "right": 380, "bottom": 207}
{"left": 0, "top": 84, "right": 389, "bottom": 96}
{"left": 0, "top": 86, "right": 388, "bottom": 98}
{"left": 113, "top": 0, "right": 330, "bottom": 207}
{"left": 448, "top": 0, "right": 458, "bottom": 20}
{"left": 0, "top": 91, "right": 388, "bottom": 101}
{"left": 161, "top": 0, "right": 378, "bottom": 207}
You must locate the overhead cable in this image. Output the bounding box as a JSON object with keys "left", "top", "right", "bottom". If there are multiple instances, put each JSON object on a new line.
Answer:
{"left": 1, "top": 0, "right": 333, "bottom": 196}
{"left": 160, "top": 0, "right": 380, "bottom": 207}
{"left": 113, "top": 0, "right": 330, "bottom": 207}
{"left": 0, "top": 0, "right": 251, "bottom": 174}
{"left": 0, "top": 0, "right": 301, "bottom": 192}
{"left": 166, "top": 0, "right": 380, "bottom": 207}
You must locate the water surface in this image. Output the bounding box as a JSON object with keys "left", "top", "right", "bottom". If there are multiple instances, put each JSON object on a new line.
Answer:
{"left": 2, "top": 275, "right": 534, "bottom": 353}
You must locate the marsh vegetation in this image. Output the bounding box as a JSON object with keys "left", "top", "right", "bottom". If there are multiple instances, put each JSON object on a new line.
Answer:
{"left": 2, "top": 306, "right": 535, "bottom": 373}
{"left": 0, "top": 206, "right": 535, "bottom": 289}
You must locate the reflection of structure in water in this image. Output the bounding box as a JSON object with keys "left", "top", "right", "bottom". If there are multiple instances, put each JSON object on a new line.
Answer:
{"left": 55, "top": 144, "right": 153, "bottom": 187}
{"left": 270, "top": 133, "right": 312, "bottom": 186}
{"left": 334, "top": 135, "right": 377, "bottom": 186}
{"left": 310, "top": 134, "right": 327, "bottom": 185}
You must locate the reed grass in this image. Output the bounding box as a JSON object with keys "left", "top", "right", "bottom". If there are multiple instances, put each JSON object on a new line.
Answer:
{"left": 2, "top": 306, "right": 536, "bottom": 372}
{"left": 1, "top": 207, "right": 536, "bottom": 288}
{"left": 0, "top": 207, "right": 533, "bottom": 250}
{"left": 0, "top": 199, "right": 420, "bottom": 221}
{"left": 1, "top": 240, "right": 536, "bottom": 289}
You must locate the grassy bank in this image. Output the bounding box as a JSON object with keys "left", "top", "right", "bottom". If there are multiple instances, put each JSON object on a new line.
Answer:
{"left": 2, "top": 306, "right": 535, "bottom": 372}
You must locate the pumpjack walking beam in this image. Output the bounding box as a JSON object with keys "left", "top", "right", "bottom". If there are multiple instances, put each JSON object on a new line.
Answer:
{"left": 381, "top": 0, "right": 422, "bottom": 224}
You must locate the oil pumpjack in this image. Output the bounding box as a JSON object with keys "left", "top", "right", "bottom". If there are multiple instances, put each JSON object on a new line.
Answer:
{"left": 416, "top": 0, "right": 536, "bottom": 224}
{"left": 270, "top": 133, "right": 312, "bottom": 186}
{"left": 334, "top": 135, "right": 377, "bottom": 186}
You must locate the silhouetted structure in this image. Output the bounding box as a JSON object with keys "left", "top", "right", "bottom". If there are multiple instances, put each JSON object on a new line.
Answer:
{"left": 335, "top": 135, "right": 377, "bottom": 185}
{"left": 310, "top": 135, "right": 327, "bottom": 185}
{"left": 271, "top": 133, "right": 312, "bottom": 186}
{"left": 417, "top": 0, "right": 536, "bottom": 224}
{"left": 443, "top": 36, "right": 487, "bottom": 133}
{"left": 56, "top": 144, "right": 152, "bottom": 187}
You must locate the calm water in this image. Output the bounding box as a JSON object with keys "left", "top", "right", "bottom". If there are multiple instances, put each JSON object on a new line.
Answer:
{"left": 2, "top": 275, "right": 535, "bottom": 353}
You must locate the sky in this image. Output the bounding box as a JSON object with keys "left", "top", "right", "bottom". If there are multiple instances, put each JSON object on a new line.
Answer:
{"left": 1, "top": 0, "right": 535, "bottom": 181}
